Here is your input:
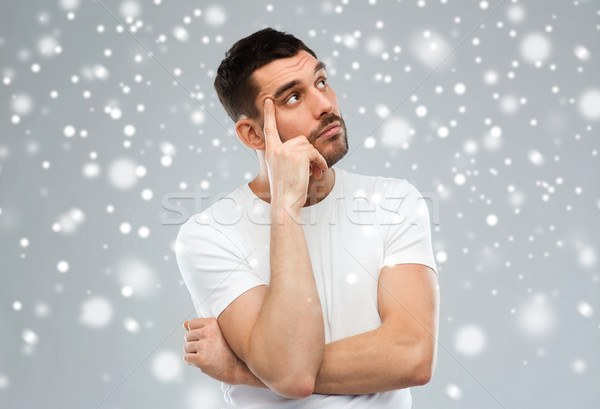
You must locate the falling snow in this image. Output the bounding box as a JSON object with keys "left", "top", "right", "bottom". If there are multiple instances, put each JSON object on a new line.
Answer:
{"left": 2, "top": 1, "right": 599, "bottom": 408}
{"left": 152, "top": 350, "right": 183, "bottom": 382}
{"left": 79, "top": 296, "right": 114, "bottom": 328}
{"left": 516, "top": 293, "right": 558, "bottom": 339}
{"left": 454, "top": 324, "right": 487, "bottom": 357}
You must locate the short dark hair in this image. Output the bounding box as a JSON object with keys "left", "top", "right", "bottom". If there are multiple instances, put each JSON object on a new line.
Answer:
{"left": 214, "top": 28, "right": 318, "bottom": 122}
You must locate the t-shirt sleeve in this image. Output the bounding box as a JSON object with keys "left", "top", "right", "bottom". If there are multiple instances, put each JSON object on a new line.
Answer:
{"left": 379, "top": 180, "right": 438, "bottom": 275}
{"left": 175, "top": 218, "right": 266, "bottom": 318}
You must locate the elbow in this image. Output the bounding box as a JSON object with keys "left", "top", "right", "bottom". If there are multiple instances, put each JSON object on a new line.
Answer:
{"left": 412, "top": 365, "right": 433, "bottom": 386}
{"left": 272, "top": 375, "right": 315, "bottom": 399}
{"left": 246, "top": 344, "right": 318, "bottom": 398}
{"left": 412, "top": 346, "right": 436, "bottom": 386}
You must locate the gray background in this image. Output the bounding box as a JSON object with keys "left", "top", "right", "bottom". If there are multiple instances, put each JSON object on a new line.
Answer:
{"left": 1, "top": 0, "right": 599, "bottom": 408}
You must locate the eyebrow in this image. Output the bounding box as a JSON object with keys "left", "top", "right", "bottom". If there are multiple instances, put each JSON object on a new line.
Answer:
{"left": 272, "top": 61, "right": 327, "bottom": 100}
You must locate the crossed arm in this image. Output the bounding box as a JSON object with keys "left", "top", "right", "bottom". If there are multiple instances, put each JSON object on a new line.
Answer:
{"left": 183, "top": 260, "right": 440, "bottom": 397}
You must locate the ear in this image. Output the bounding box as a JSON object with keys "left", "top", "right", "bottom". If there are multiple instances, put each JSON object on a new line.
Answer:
{"left": 235, "top": 118, "right": 265, "bottom": 151}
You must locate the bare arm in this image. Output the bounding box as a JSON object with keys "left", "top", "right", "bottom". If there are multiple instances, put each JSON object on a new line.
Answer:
{"left": 313, "top": 263, "right": 439, "bottom": 394}
{"left": 246, "top": 205, "right": 324, "bottom": 397}
{"left": 186, "top": 263, "right": 439, "bottom": 395}
{"left": 195, "top": 98, "right": 328, "bottom": 399}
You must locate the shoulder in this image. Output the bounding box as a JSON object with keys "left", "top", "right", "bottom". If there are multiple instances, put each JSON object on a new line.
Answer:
{"left": 175, "top": 185, "right": 248, "bottom": 249}
{"left": 341, "top": 170, "right": 434, "bottom": 227}
{"left": 340, "top": 168, "right": 420, "bottom": 198}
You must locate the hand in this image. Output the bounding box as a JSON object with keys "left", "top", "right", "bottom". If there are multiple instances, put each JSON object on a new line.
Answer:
{"left": 263, "top": 98, "right": 328, "bottom": 213}
{"left": 183, "top": 318, "right": 247, "bottom": 385}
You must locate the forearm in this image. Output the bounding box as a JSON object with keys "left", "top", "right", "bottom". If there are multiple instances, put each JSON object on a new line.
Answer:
{"left": 237, "top": 324, "right": 424, "bottom": 395}
{"left": 313, "top": 324, "right": 425, "bottom": 395}
{"left": 247, "top": 205, "right": 324, "bottom": 391}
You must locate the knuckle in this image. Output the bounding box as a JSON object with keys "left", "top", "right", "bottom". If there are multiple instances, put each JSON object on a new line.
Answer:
{"left": 194, "top": 353, "right": 206, "bottom": 366}
{"left": 272, "top": 147, "right": 284, "bottom": 157}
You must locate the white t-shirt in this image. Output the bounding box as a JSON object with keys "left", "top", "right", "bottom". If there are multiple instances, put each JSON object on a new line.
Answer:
{"left": 175, "top": 166, "right": 438, "bottom": 408}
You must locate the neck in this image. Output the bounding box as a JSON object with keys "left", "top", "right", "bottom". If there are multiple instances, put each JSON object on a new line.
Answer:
{"left": 249, "top": 154, "right": 336, "bottom": 207}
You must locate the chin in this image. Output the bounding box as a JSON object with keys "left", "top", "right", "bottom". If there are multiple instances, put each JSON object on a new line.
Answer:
{"left": 319, "top": 132, "right": 349, "bottom": 168}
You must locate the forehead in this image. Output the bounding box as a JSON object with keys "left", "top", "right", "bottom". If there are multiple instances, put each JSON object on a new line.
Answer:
{"left": 252, "top": 50, "right": 323, "bottom": 102}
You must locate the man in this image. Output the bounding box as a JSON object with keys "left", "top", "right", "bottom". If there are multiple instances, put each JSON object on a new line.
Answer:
{"left": 175, "top": 28, "right": 439, "bottom": 408}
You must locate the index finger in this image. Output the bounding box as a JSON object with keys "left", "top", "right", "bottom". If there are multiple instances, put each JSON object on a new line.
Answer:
{"left": 263, "top": 98, "right": 281, "bottom": 150}
{"left": 187, "top": 317, "right": 212, "bottom": 330}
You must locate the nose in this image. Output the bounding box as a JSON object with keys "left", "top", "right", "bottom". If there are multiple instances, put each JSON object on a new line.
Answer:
{"left": 310, "top": 87, "right": 333, "bottom": 119}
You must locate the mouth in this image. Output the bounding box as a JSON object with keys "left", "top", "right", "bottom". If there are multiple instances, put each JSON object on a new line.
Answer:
{"left": 318, "top": 122, "right": 342, "bottom": 139}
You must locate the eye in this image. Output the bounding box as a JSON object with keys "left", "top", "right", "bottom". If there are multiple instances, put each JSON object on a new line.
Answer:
{"left": 317, "top": 78, "right": 328, "bottom": 88}
{"left": 285, "top": 94, "right": 299, "bottom": 105}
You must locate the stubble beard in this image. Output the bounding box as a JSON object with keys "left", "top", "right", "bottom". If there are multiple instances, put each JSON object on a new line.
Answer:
{"left": 312, "top": 115, "right": 349, "bottom": 169}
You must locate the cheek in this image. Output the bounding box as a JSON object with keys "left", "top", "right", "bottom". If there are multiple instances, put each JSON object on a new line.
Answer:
{"left": 278, "top": 116, "right": 306, "bottom": 140}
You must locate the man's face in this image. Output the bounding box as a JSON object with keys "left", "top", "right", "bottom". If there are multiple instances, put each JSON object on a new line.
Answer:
{"left": 252, "top": 50, "right": 349, "bottom": 168}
